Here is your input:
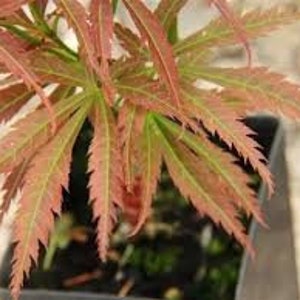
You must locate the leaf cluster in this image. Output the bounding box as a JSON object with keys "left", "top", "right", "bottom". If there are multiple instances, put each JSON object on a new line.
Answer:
{"left": 0, "top": 1, "right": 300, "bottom": 299}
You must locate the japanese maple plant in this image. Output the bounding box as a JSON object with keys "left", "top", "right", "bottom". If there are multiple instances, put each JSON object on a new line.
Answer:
{"left": 1, "top": 0, "right": 300, "bottom": 299}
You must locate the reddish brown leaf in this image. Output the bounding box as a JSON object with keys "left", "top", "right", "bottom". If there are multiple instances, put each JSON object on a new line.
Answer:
{"left": 208, "top": 0, "right": 252, "bottom": 65}
{"left": 155, "top": 0, "right": 188, "bottom": 31}
{"left": 10, "top": 101, "right": 91, "bottom": 300}
{"left": 0, "top": 92, "right": 86, "bottom": 173}
{"left": 57, "top": 0, "right": 115, "bottom": 105}
{"left": 117, "top": 76, "right": 198, "bottom": 132}
{"left": 130, "top": 114, "right": 162, "bottom": 235}
{"left": 123, "top": 0, "right": 182, "bottom": 108}
{"left": 152, "top": 116, "right": 253, "bottom": 254}
{"left": 156, "top": 115, "right": 265, "bottom": 225}
{"left": 0, "top": 82, "right": 33, "bottom": 122}
{"left": 123, "top": 178, "right": 142, "bottom": 227}
{"left": 118, "top": 103, "right": 145, "bottom": 191}
{"left": 90, "top": 0, "right": 115, "bottom": 105}
{"left": 88, "top": 94, "right": 123, "bottom": 261}
{"left": 0, "top": 32, "right": 56, "bottom": 132}
{"left": 0, "top": 1, "right": 33, "bottom": 17}
{"left": 182, "top": 84, "right": 273, "bottom": 195}
{"left": 114, "top": 23, "right": 145, "bottom": 57}
{"left": 186, "top": 66, "right": 300, "bottom": 119}
{"left": 90, "top": 0, "right": 113, "bottom": 62}
{"left": 0, "top": 159, "right": 30, "bottom": 225}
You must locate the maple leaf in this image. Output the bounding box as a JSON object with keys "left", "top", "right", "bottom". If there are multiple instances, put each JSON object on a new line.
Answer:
{"left": 10, "top": 100, "right": 91, "bottom": 300}
{"left": 0, "top": 92, "right": 86, "bottom": 173}
{"left": 55, "top": 1, "right": 100, "bottom": 76}
{"left": 114, "top": 23, "right": 146, "bottom": 58}
{"left": 118, "top": 103, "right": 145, "bottom": 191}
{"left": 150, "top": 114, "right": 253, "bottom": 254}
{"left": 29, "top": 51, "right": 87, "bottom": 86}
{"left": 175, "top": 5, "right": 300, "bottom": 57}
{"left": 130, "top": 113, "right": 162, "bottom": 235}
{"left": 122, "top": 0, "right": 182, "bottom": 108}
{"left": 183, "top": 66, "right": 300, "bottom": 119}
{"left": 117, "top": 75, "right": 198, "bottom": 132}
{"left": 88, "top": 92, "right": 123, "bottom": 261}
{"left": 0, "top": 32, "right": 56, "bottom": 131}
{"left": 155, "top": 115, "right": 265, "bottom": 225}
{"left": 181, "top": 83, "right": 273, "bottom": 195}
{"left": 0, "top": 82, "right": 33, "bottom": 122}
{"left": 56, "top": 0, "right": 115, "bottom": 105}
{"left": 207, "top": 0, "right": 252, "bottom": 65}
{"left": 90, "top": 0, "right": 115, "bottom": 104}
{"left": 155, "top": 0, "right": 188, "bottom": 32}
{"left": 0, "top": 160, "right": 29, "bottom": 225}
{"left": 0, "top": 1, "right": 32, "bottom": 17}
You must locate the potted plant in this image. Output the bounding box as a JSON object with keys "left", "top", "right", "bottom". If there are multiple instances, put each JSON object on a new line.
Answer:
{"left": 0, "top": 1, "right": 300, "bottom": 299}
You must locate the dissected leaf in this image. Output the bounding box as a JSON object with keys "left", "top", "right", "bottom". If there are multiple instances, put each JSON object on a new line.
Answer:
{"left": 90, "top": 0, "right": 116, "bottom": 104}
{"left": 155, "top": 115, "right": 265, "bottom": 224}
{"left": 118, "top": 103, "right": 145, "bottom": 191}
{"left": 151, "top": 115, "right": 253, "bottom": 253}
{"left": 122, "top": 0, "right": 182, "bottom": 108}
{"left": 55, "top": 1, "right": 100, "bottom": 77}
{"left": 57, "top": 0, "right": 116, "bottom": 105}
{"left": 207, "top": 0, "right": 252, "bottom": 65}
{"left": 0, "top": 83, "right": 33, "bottom": 122}
{"left": 123, "top": 178, "right": 142, "bottom": 227}
{"left": 0, "top": 32, "right": 56, "bottom": 131}
{"left": 0, "top": 1, "right": 32, "bottom": 17}
{"left": 88, "top": 92, "right": 123, "bottom": 261}
{"left": 183, "top": 66, "right": 300, "bottom": 119}
{"left": 29, "top": 51, "right": 86, "bottom": 86}
{"left": 114, "top": 23, "right": 145, "bottom": 57}
{"left": 182, "top": 83, "right": 273, "bottom": 194}
{"left": 175, "top": 5, "right": 300, "bottom": 57}
{"left": 130, "top": 114, "right": 162, "bottom": 235}
{"left": 0, "top": 160, "right": 29, "bottom": 225}
{"left": 155, "top": 0, "right": 188, "bottom": 32}
{"left": 117, "top": 76, "right": 198, "bottom": 131}
{"left": 0, "top": 92, "right": 86, "bottom": 172}
{"left": 10, "top": 100, "right": 91, "bottom": 300}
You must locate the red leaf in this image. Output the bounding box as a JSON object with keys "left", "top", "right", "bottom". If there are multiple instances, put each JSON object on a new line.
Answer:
{"left": 130, "top": 114, "right": 162, "bottom": 235}
{"left": 155, "top": 0, "right": 188, "bottom": 31}
{"left": 152, "top": 117, "right": 253, "bottom": 254}
{"left": 123, "top": 0, "right": 182, "bottom": 108}
{"left": 0, "top": 82, "right": 33, "bottom": 122}
{"left": 114, "top": 23, "right": 145, "bottom": 57}
{"left": 0, "top": 32, "right": 56, "bottom": 132}
{"left": 208, "top": 0, "right": 252, "bottom": 66}
{"left": 10, "top": 102, "right": 90, "bottom": 300}
{"left": 57, "top": 0, "right": 114, "bottom": 105}
{"left": 0, "top": 160, "right": 29, "bottom": 225}
{"left": 0, "top": 92, "right": 85, "bottom": 173}
{"left": 118, "top": 103, "right": 145, "bottom": 191}
{"left": 88, "top": 94, "right": 123, "bottom": 261}
{"left": 123, "top": 178, "right": 142, "bottom": 227}
{"left": 182, "top": 84, "right": 273, "bottom": 195}
{"left": 90, "top": 0, "right": 115, "bottom": 104}
{"left": 0, "top": 0, "right": 32, "bottom": 17}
